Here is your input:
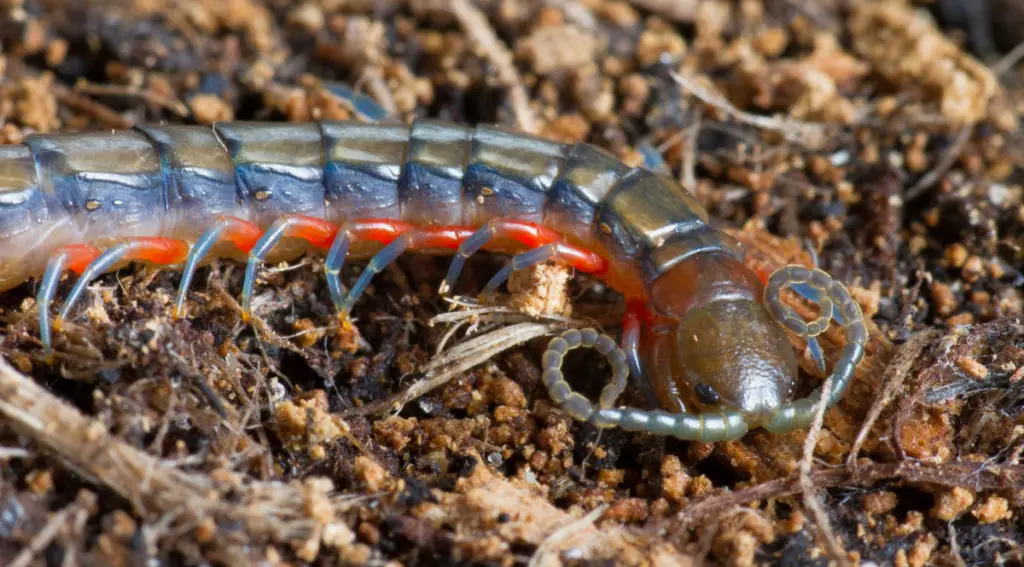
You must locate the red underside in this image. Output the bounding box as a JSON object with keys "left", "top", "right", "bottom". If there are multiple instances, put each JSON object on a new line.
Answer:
{"left": 216, "top": 214, "right": 611, "bottom": 276}
{"left": 51, "top": 215, "right": 653, "bottom": 353}
{"left": 55, "top": 214, "right": 613, "bottom": 278}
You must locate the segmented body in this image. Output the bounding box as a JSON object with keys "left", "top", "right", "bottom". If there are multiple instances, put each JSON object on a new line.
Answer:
{"left": 0, "top": 117, "right": 866, "bottom": 442}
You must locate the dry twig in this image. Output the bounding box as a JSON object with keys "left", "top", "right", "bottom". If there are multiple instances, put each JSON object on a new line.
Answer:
{"left": 543, "top": 0, "right": 597, "bottom": 30}
{"left": 0, "top": 446, "right": 30, "bottom": 459}
{"left": 670, "top": 459, "right": 1024, "bottom": 534}
{"left": 948, "top": 524, "right": 968, "bottom": 567}
{"left": 847, "top": 329, "right": 937, "bottom": 468}
{"left": 992, "top": 40, "right": 1024, "bottom": 77}
{"left": 904, "top": 126, "right": 973, "bottom": 201}
{"left": 10, "top": 491, "right": 94, "bottom": 567}
{"left": 681, "top": 107, "right": 701, "bottom": 190}
{"left": 350, "top": 321, "right": 562, "bottom": 416}
{"left": 670, "top": 71, "right": 830, "bottom": 149}
{"left": 798, "top": 372, "right": 851, "bottom": 567}
{"left": 449, "top": 463, "right": 686, "bottom": 565}
{"left": 528, "top": 504, "right": 609, "bottom": 567}
{"left": 0, "top": 357, "right": 361, "bottom": 564}
{"left": 351, "top": 294, "right": 604, "bottom": 417}
{"left": 448, "top": 0, "right": 538, "bottom": 133}
{"left": 52, "top": 84, "right": 134, "bottom": 129}
{"left": 356, "top": 67, "right": 399, "bottom": 117}
{"left": 72, "top": 80, "right": 189, "bottom": 117}
{"left": 625, "top": 0, "right": 698, "bottom": 23}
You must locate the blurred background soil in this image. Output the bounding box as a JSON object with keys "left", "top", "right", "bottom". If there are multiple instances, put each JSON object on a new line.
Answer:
{"left": 1, "top": 0, "right": 1024, "bottom": 565}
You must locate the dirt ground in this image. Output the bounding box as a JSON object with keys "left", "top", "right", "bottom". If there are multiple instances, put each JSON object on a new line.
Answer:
{"left": 0, "top": 0, "right": 1023, "bottom": 565}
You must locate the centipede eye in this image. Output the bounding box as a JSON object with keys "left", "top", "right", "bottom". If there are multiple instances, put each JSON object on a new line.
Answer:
{"left": 694, "top": 383, "right": 720, "bottom": 405}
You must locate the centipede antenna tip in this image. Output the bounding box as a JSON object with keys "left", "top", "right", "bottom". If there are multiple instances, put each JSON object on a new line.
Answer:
{"left": 806, "top": 336, "right": 827, "bottom": 377}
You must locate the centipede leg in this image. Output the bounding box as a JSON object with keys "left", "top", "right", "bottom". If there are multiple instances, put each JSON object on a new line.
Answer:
{"left": 320, "top": 81, "right": 394, "bottom": 122}
{"left": 57, "top": 237, "right": 190, "bottom": 334}
{"left": 337, "top": 232, "right": 411, "bottom": 318}
{"left": 440, "top": 220, "right": 607, "bottom": 296}
{"left": 336, "top": 226, "right": 470, "bottom": 318}
{"left": 637, "top": 140, "right": 673, "bottom": 176}
{"left": 240, "top": 215, "right": 339, "bottom": 321}
{"left": 542, "top": 328, "right": 749, "bottom": 442}
{"left": 324, "top": 229, "right": 351, "bottom": 313}
{"left": 324, "top": 220, "right": 439, "bottom": 320}
{"left": 37, "top": 244, "right": 102, "bottom": 358}
{"left": 481, "top": 239, "right": 609, "bottom": 297}
{"left": 439, "top": 225, "right": 496, "bottom": 295}
{"left": 175, "top": 216, "right": 261, "bottom": 318}
{"left": 622, "top": 299, "right": 661, "bottom": 407}
{"left": 621, "top": 304, "right": 643, "bottom": 380}
{"left": 481, "top": 244, "right": 558, "bottom": 296}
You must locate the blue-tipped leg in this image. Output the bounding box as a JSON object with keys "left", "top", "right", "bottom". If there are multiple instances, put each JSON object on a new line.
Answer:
{"left": 325, "top": 228, "right": 351, "bottom": 312}
{"left": 337, "top": 232, "right": 414, "bottom": 317}
{"left": 321, "top": 81, "right": 393, "bottom": 123}
{"left": 55, "top": 243, "right": 132, "bottom": 331}
{"left": 38, "top": 253, "right": 69, "bottom": 359}
{"left": 241, "top": 218, "right": 293, "bottom": 321}
{"left": 175, "top": 223, "right": 226, "bottom": 318}
{"left": 481, "top": 244, "right": 557, "bottom": 296}
{"left": 440, "top": 225, "right": 496, "bottom": 296}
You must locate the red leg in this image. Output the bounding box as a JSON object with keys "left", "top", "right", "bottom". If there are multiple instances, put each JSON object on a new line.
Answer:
{"left": 218, "top": 216, "right": 262, "bottom": 253}
{"left": 482, "top": 220, "right": 608, "bottom": 275}
{"left": 38, "top": 244, "right": 103, "bottom": 357}
{"left": 327, "top": 219, "right": 605, "bottom": 276}
{"left": 122, "top": 237, "right": 190, "bottom": 265}
{"left": 272, "top": 214, "right": 340, "bottom": 250}
{"left": 57, "top": 236, "right": 191, "bottom": 331}
{"left": 176, "top": 216, "right": 263, "bottom": 318}
{"left": 439, "top": 220, "right": 609, "bottom": 296}
{"left": 62, "top": 244, "right": 104, "bottom": 274}
{"left": 345, "top": 219, "right": 417, "bottom": 246}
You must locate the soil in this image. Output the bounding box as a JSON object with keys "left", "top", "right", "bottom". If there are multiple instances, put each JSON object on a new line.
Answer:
{"left": 0, "top": 0, "right": 1023, "bottom": 565}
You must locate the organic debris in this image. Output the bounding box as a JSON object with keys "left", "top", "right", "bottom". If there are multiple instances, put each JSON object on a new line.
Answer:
{"left": 1, "top": 0, "right": 1023, "bottom": 565}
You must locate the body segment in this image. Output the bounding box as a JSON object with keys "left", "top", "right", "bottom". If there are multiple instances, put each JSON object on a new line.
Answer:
{"left": 0, "top": 118, "right": 866, "bottom": 441}
{"left": 399, "top": 120, "right": 472, "bottom": 226}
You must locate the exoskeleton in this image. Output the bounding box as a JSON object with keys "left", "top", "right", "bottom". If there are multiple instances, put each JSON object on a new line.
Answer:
{"left": 0, "top": 89, "right": 866, "bottom": 441}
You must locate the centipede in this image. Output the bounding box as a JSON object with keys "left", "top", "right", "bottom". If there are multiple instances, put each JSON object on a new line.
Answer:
{"left": 0, "top": 89, "right": 867, "bottom": 442}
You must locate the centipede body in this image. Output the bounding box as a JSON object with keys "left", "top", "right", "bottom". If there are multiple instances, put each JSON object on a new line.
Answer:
{"left": 0, "top": 117, "right": 866, "bottom": 442}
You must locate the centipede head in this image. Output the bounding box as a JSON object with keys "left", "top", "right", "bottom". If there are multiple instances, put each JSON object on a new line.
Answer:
{"left": 645, "top": 252, "right": 798, "bottom": 424}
